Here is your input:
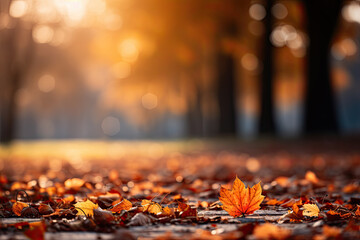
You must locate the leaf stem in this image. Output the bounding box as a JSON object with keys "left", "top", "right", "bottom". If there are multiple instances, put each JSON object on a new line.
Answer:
{"left": 16, "top": 190, "right": 30, "bottom": 202}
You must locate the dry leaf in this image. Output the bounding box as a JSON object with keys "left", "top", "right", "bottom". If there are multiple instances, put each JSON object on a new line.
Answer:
{"left": 141, "top": 199, "right": 162, "bottom": 215}
{"left": 12, "top": 201, "right": 29, "bottom": 216}
{"left": 355, "top": 205, "right": 360, "bottom": 217}
{"left": 177, "top": 202, "right": 197, "bottom": 218}
{"left": 38, "top": 204, "right": 54, "bottom": 215}
{"left": 279, "top": 203, "right": 303, "bottom": 223}
{"left": 127, "top": 213, "right": 156, "bottom": 226}
{"left": 161, "top": 206, "right": 174, "bottom": 216}
{"left": 303, "top": 204, "right": 320, "bottom": 217}
{"left": 111, "top": 199, "right": 132, "bottom": 213}
{"left": 74, "top": 199, "right": 98, "bottom": 217}
{"left": 93, "top": 208, "right": 115, "bottom": 223}
{"left": 305, "top": 171, "right": 319, "bottom": 184}
{"left": 24, "top": 221, "right": 46, "bottom": 240}
{"left": 253, "top": 223, "right": 291, "bottom": 240}
{"left": 219, "top": 177, "right": 264, "bottom": 217}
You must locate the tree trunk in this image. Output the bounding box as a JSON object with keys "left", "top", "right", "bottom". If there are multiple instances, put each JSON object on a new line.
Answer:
{"left": 304, "top": 0, "right": 342, "bottom": 133}
{"left": 259, "top": 0, "right": 275, "bottom": 135}
{"left": 216, "top": 20, "right": 237, "bottom": 136}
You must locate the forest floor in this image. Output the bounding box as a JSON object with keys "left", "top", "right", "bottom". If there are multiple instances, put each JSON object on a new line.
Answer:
{"left": 0, "top": 136, "right": 360, "bottom": 239}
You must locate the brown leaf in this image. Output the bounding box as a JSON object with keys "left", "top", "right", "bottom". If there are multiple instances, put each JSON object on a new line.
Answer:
{"left": 12, "top": 201, "right": 29, "bottom": 216}
{"left": 21, "top": 207, "right": 41, "bottom": 218}
{"left": 280, "top": 204, "right": 303, "bottom": 222}
{"left": 94, "top": 208, "right": 115, "bottom": 223}
{"left": 38, "top": 204, "right": 54, "bottom": 215}
{"left": 219, "top": 177, "right": 264, "bottom": 217}
{"left": 177, "top": 202, "right": 197, "bottom": 218}
{"left": 127, "top": 213, "right": 156, "bottom": 226}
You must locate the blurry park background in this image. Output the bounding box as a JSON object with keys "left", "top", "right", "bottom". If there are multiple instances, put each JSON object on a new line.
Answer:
{"left": 1, "top": 0, "right": 360, "bottom": 143}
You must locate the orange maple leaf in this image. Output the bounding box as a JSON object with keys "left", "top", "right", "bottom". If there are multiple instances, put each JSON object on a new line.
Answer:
{"left": 219, "top": 177, "right": 264, "bottom": 217}
{"left": 111, "top": 199, "right": 132, "bottom": 213}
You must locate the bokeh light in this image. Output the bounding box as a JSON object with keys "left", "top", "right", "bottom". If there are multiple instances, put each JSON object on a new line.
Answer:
{"left": 32, "top": 25, "right": 54, "bottom": 44}
{"left": 101, "top": 116, "right": 121, "bottom": 136}
{"left": 249, "top": 4, "right": 266, "bottom": 21}
{"left": 38, "top": 74, "right": 56, "bottom": 93}
{"left": 142, "top": 93, "right": 158, "bottom": 110}
{"left": 118, "top": 39, "right": 139, "bottom": 63}
{"left": 9, "top": 0, "right": 28, "bottom": 18}
{"left": 272, "top": 3, "right": 288, "bottom": 20}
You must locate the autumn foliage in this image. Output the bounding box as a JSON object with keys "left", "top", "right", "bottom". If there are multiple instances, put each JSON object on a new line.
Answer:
{"left": 1, "top": 144, "right": 360, "bottom": 239}
{"left": 219, "top": 177, "right": 264, "bottom": 217}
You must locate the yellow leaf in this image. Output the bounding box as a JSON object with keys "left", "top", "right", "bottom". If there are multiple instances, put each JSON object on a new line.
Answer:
{"left": 219, "top": 176, "right": 264, "bottom": 217}
{"left": 12, "top": 202, "right": 29, "bottom": 216}
{"left": 141, "top": 199, "right": 162, "bottom": 215}
{"left": 303, "top": 204, "right": 320, "bottom": 217}
{"left": 111, "top": 199, "right": 132, "bottom": 213}
{"left": 162, "top": 206, "right": 174, "bottom": 216}
{"left": 74, "top": 200, "right": 98, "bottom": 217}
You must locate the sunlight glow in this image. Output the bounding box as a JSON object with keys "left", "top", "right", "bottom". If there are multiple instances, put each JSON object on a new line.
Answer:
{"left": 53, "top": 0, "right": 87, "bottom": 26}
{"left": 112, "top": 61, "right": 131, "bottom": 79}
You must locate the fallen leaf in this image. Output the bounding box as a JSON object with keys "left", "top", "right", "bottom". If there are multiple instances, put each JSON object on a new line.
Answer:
{"left": 21, "top": 207, "right": 41, "bottom": 218}
{"left": 303, "top": 204, "right": 320, "bottom": 217}
{"left": 12, "top": 202, "right": 29, "bottom": 216}
{"left": 93, "top": 208, "right": 115, "bottom": 223}
{"left": 355, "top": 205, "right": 360, "bottom": 217}
{"left": 253, "top": 223, "right": 291, "bottom": 240}
{"left": 305, "top": 171, "right": 319, "bottom": 184}
{"left": 280, "top": 198, "right": 302, "bottom": 208}
{"left": 177, "top": 202, "right": 197, "bottom": 218}
{"left": 74, "top": 199, "right": 98, "bottom": 217}
{"left": 38, "top": 204, "right": 54, "bottom": 215}
{"left": 161, "top": 206, "right": 174, "bottom": 216}
{"left": 24, "top": 222, "right": 46, "bottom": 240}
{"left": 279, "top": 203, "right": 303, "bottom": 223}
{"left": 219, "top": 177, "right": 264, "bottom": 217}
{"left": 111, "top": 199, "right": 132, "bottom": 213}
{"left": 127, "top": 213, "right": 156, "bottom": 226}
{"left": 326, "top": 210, "right": 342, "bottom": 221}
{"left": 141, "top": 199, "right": 162, "bottom": 215}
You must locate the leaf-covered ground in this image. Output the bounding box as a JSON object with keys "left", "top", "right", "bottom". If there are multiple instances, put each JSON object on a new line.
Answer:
{"left": 0, "top": 138, "right": 360, "bottom": 239}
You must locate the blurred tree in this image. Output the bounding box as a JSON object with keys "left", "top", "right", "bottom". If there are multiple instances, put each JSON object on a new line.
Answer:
{"left": 0, "top": 0, "right": 35, "bottom": 143}
{"left": 303, "top": 0, "right": 343, "bottom": 133}
{"left": 259, "top": 0, "right": 275, "bottom": 135}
